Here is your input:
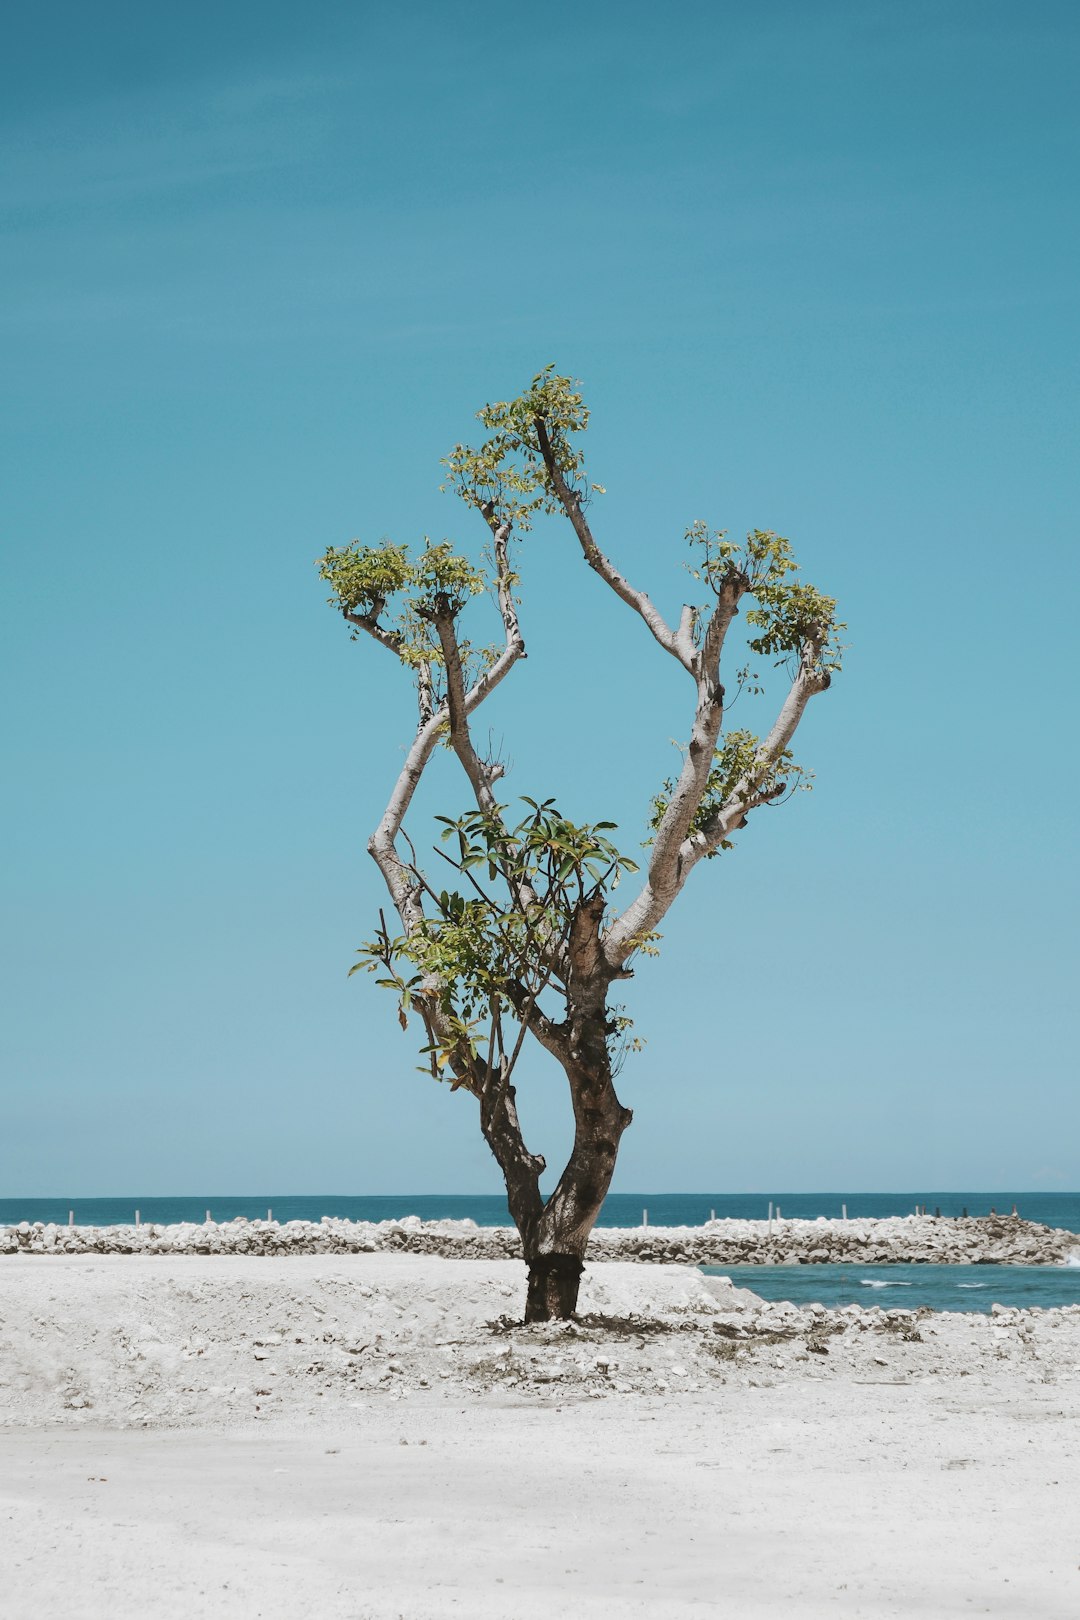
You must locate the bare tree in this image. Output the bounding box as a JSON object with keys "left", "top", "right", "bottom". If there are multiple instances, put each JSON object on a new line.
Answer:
{"left": 317, "top": 370, "right": 843, "bottom": 1321}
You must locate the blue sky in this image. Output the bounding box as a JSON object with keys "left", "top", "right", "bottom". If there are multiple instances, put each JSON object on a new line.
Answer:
{"left": 3, "top": 0, "right": 1077, "bottom": 1196}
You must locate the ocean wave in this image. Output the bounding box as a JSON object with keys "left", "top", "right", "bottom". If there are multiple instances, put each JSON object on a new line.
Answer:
{"left": 1062, "top": 1253, "right": 1080, "bottom": 1268}
{"left": 860, "top": 1279, "right": 912, "bottom": 1288}
{"left": 956, "top": 1283, "right": 986, "bottom": 1289}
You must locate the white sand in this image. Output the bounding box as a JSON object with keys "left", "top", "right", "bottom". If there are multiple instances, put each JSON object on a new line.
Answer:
{"left": 3, "top": 1254, "right": 1079, "bottom": 1617}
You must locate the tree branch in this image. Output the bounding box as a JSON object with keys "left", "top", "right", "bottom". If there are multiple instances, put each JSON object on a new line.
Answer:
{"left": 476, "top": 1054, "right": 546, "bottom": 1245}
{"left": 416, "top": 659, "right": 435, "bottom": 726}
{"left": 502, "top": 978, "right": 569, "bottom": 1065}
{"left": 603, "top": 639, "right": 829, "bottom": 968}
{"left": 533, "top": 415, "right": 690, "bottom": 671}
{"left": 480, "top": 505, "right": 524, "bottom": 653}
{"left": 343, "top": 606, "right": 403, "bottom": 656}
{"left": 600, "top": 576, "right": 745, "bottom": 967}
{"left": 433, "top": 604, "right": 505, "bottom": 819}
{"left": 688, "top": 644, "right": 830, "bottom": 867}
{"left": 367, "top": 628, "right": 525, "bottom": 928}
{"left": 431, "top": 605, "right": 572, "bottom": 986}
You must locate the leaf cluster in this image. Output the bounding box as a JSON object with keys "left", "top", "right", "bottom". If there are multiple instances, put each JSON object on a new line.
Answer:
{"left": 316, "top": 538, "right": 491, "bottom": 684}
{"left": 684, "top": 524, "right": 845, "bottom": 675}
{"left": 318, "top": 538, "right": 486, "bottom": 619}
{"left": 605, "top": 1004, "right": 647, "bottom": 1076}
{"left": 442, "top": 366, "right": 598, "bottom": 531}
{"left": 648, "top": 729, "right": 811, "bottom": 857}
{"left": 352, "top": 798, "right": 642, "bottom": 1077}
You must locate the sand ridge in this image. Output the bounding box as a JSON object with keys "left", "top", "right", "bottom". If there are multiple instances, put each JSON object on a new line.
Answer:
{"left": 3, "top": 1253, "right": 1080, "bottom": 1427}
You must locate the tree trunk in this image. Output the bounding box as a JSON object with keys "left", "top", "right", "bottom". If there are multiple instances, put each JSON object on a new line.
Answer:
{"left": 524, "top": 1252, "right": 585, "bottom": 1322}
{"left": 520, "top": 1014, "right": 633, "bottom": 1322}
{"left": 477, "top": 1036, "right": 632, "bottom": 1322}
{"left": 473, "top": 902, "right": 634, "bottom": 1323}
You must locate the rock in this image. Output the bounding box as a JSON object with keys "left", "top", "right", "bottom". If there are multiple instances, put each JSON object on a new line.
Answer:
{"left": 0, "top": 1212, "right": 1069, "bottom": 1266}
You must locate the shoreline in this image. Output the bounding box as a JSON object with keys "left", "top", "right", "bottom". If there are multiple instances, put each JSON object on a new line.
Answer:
{"left": 4, "top": 1210, "right": 1076, "bottom": 1265}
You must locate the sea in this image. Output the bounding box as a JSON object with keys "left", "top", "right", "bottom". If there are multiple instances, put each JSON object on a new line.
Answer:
{"left": 703, "top": 1262, "right": 1080, "bottom": 1315}
{"left": 2, "top": 1190, "right": 1079, "bottom": 1231}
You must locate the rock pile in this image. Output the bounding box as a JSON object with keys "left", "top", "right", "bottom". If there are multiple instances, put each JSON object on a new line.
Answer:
{"left": 1, "top": 1212, "right": 1074, "bottom": 1264}
{"left": 592, "top": 1213, "right": 1076, "bottom": 1267}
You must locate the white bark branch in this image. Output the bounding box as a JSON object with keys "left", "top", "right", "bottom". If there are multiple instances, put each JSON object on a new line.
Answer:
{"left": 427, "top": 515, "right": 523, "bottom": 811}
{"left": 603, "top": 643, "right": 829, "bottom": 968}
{"left": 689, "top": 652, "right": 830, "bottom": 867}
{"left": 675, "top": 604, "right": 698, "bottom": 665}
{"left": 533, "top": 416, "right": 690, "bottom": 671}
{"left": 482, "top": 508, "right": 523, "bottom": 653}
{"left": 432, "top": 599, "right": 573, "bottom": 988}
{"left": 363, "top": 528, "right": 564, "bottom": 1058}
{"left": 416, "top": 659, "right": 434, "bottom": 727}
{"left": 343, "top": 606, "right": 402, "bottom": 656}
{"left": 601, "top": 579, "right": 745, "bottom": 966}
{"left": 367, "top": 633, "right": 525, "bottom": 926}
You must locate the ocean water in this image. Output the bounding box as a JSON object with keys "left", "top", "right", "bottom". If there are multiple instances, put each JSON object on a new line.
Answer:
{"left": 704, "top": 1262, "right": 1080, "bottom": 1314}
{"left": 2, "top": 1190, "right": 1079, "bottom": 1231}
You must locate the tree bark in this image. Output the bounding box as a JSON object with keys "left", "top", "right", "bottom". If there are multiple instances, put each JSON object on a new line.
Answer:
{"left": 516, "top": 914, "right": 633, "bottom": 1320}
{"left": 476, "top": 1058, "right": 546, "bottom": 1258}
{"left": 520, "top": 1043, "right": 633, "bottom": 1321}
{"left": 472, "top": 1021, "right": 632, "bottom": 1322}
{"left": 511, "top": 900, "right": 633, "bottom": 1320}
{"left": 524, "top": 1253, "right": 585, "bottom": 1321}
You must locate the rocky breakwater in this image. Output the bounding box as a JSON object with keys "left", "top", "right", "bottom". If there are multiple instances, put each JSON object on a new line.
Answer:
{"left": 1, "top": 1211, "right": 1075, "bottom": 1264}
{"left": 591, "top": 1213, "right": 1078, "bottom": 1267}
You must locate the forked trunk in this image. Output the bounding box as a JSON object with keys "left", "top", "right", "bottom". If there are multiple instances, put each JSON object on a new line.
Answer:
{"left": 520, "top": 1043, "right": 633, "bottom": 1323}
{"left": 477, "top": 1046, "right": 632, "bottom": 1321}
{"left": 474, "top": 899, "right": 634, "bottom": 1323}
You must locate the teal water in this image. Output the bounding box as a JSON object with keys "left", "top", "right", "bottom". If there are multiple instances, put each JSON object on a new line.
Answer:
{"left": 3, "top": 1191, "right": 1079, "bottom": 1231}
{"left": 704, "top": 1263, "right": 1080, "bottom": 1313}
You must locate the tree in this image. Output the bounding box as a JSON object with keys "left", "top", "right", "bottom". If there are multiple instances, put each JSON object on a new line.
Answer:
{"left": 317, "top": 369, "right": 843, "bottom": 1322}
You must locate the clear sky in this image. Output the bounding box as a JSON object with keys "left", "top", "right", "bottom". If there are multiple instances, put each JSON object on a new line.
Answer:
{"left": 3, "top": 0, "right": 1078, "bottom": 1197}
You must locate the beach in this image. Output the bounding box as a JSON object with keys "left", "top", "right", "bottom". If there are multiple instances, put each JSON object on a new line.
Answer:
{"left": 3, "top": 1249, "right": 1080, "bottom": 1617}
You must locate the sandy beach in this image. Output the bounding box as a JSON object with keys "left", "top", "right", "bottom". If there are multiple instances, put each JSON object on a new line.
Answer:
{"left": 3, "top": 1251, "right": 1080, "bottom": 1617}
